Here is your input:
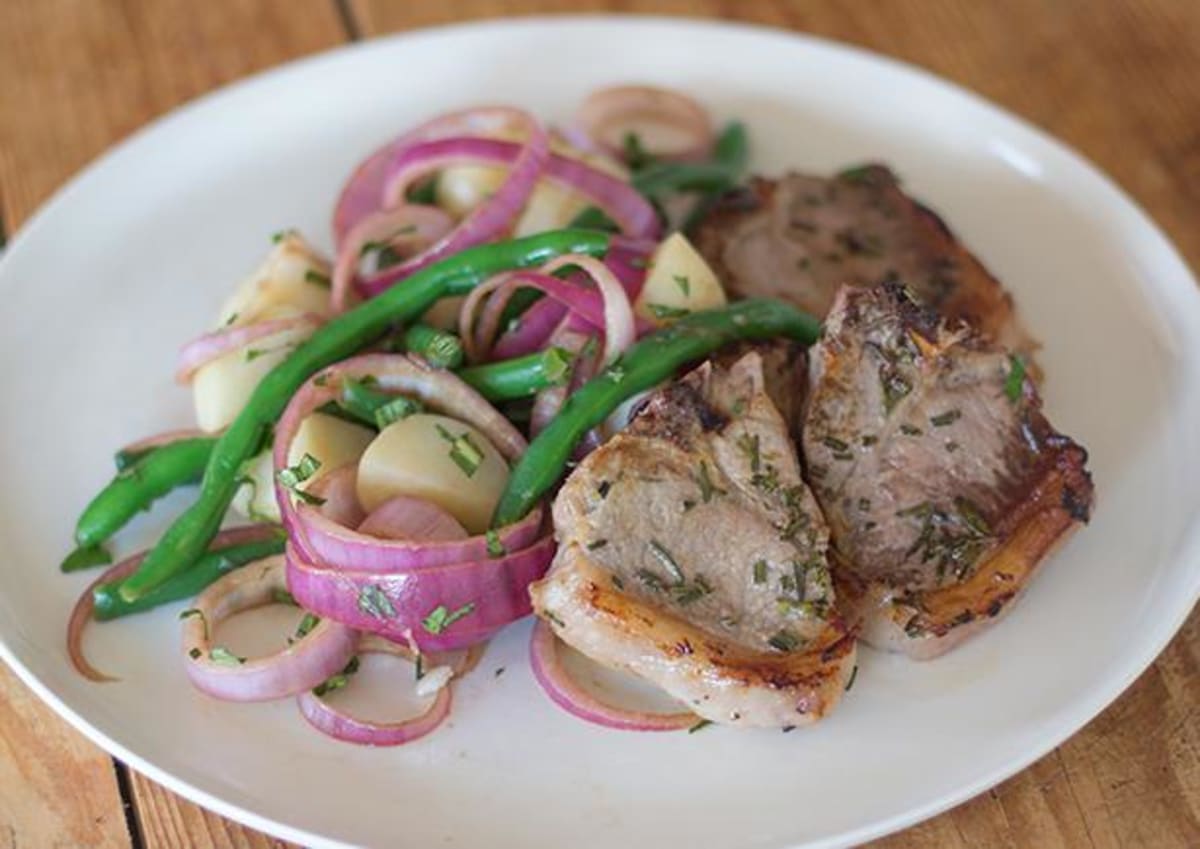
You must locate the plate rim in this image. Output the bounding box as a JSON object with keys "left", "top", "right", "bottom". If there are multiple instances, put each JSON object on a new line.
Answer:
{"left": 2, "top": 14, "right": 1198, "bottom": 849}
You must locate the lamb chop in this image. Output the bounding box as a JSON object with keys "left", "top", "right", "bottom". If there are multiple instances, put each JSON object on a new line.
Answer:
{"left": 802, "top": 282, "right": 1093, "bottom": 659}
{"left": 692, "top": 165, "right": 1036, "bottom": 359}
{"left": 530, "top": 345, "right": 856, "bottom": 728}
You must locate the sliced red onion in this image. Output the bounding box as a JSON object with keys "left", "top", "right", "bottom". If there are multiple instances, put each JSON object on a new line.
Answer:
{"left": 296, "top": 645, "right": 452, "bottom": 747}
{"left": 357, "top": 114, "right": 550, "bottom": 298}
{"left": 357, "top": 496, "right": 468, "bottom": 542}
{"left": 528, "top": 620, "right": 697, "bottom": 732}
{"left": 272, "top": 354, "right": 542, "bottom": 572}
{"left": 175, "top": 313, "right": 323, "bottom": 384}
{"left": 531, "top": 324, "right": 594, "bottom": 437}
{"left": 285, "top": 536, "right": 555, "bottom": 651}
{"left": 378, "top": 137, "right": 660, "bottom": 242}
{"left": 330, "top": 204, "right": 454, "bottom": 312}
{"left": 458, "top": 271, "right": 521, "bottom": 363}
{"left": 67, "top": 525, "right": 283, "bottom": 682}
{"left": 181, "top": 555, "right": 358, "bottom": 702}
{"left": 490, "top": 296, "right": 570, "bottom": 361}
{"left": 333, "top": 106, "right": 530, "bottom": 244}
{"left": 306, "top": 464, "right": 366, "bottom": 529}
{"left": 540, "top": 255, "right": 636, "bottom": 364}
{"left": 576, "top": 85, "right": 714, "bottom": 161}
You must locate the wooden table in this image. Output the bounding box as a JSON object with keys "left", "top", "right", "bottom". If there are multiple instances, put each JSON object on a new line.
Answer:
{"left": 1, "top": 2, "right": 1197, "bottom": 846}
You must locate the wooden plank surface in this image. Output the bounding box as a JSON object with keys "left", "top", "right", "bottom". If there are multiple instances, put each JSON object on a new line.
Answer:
{"left": 1, "top": 1, "right": 1197, "bottom": 847}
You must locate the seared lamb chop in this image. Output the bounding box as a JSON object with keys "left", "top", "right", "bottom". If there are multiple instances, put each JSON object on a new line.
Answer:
{"left": 531, "top": 347, "right": 855, "bottom": 728}
{"left": 802, "top": 283, "right": 1092, "bottom": 659}
{"left": 692, "top": 166, "right": 1035, "bottom": 358}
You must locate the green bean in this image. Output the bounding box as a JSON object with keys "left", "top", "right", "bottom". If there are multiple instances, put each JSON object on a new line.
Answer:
{"left": 403, "top": 323, "right": 464, "bottom": 368}
{"left": 67, "top": 437, "right": 216, "bottom": 565}
{"left": 459, "top": 347, "right": 572, "bottom": 401}
{"left": 92, "top": 533, "right": 286, "bottom": 621}
{"left": 118, "top": 230, "right": 612, "bottom": 602}
{"left": 492, "top": 299, "right": 820, "bottom": 526}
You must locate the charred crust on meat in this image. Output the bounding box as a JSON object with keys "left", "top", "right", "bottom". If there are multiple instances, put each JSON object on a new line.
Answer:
{"left": 1061, "top": 483, "right": 1092, "bottom": 523}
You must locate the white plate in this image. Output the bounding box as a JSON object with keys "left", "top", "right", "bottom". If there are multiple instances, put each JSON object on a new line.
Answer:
{"left": 2, "top": 16, "right": 1198, "bottom": 849}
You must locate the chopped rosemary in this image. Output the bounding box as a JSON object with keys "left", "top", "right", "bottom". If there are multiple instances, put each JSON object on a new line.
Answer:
{"left": 648, "top": 303, "right": 691, "bottom": 320}
{"left": 673, "top": 274, "right": 691, "bottom": 296}
{"left": 357, "top": 585, "right": 396, "bottom": 620}
{"left": 752, "top": 559, "right": 768, "bottom": 584}
{"left": 277, "top": 453, "right": 326, "bottom": 506}
{"left": 1005, "top": 355, "right": 1026, "bottom": 402}
{"left": 586, "top": 538, "right": 609, "bottom": 550}
{"left": 695, "top": 461, "right": 725, "bottom": 502}
{"left": 209, "top": 646, "right": 245, "bottom": 666}
{"left": 435, "top": 423, "right": 484, "bottom": 477}
{"left": 304, "top": 269, "right": 331, "bottom": 288}
{"left": 422, "top": 602, "right": 475, "bottom": 634}
{"left": 648, "top": 540, "right": 684, "bottom": 584}
{"left": 486, "top": 530, "right": 507, "bottom": 558}
{"left": 687, "top": 719, "right": 712, "bottom": 734}
{"left": 930, "top": 409, "right": 962, "bottom": 427}
{"left": 767, "top": 630, "right": 801, "bottom": 652}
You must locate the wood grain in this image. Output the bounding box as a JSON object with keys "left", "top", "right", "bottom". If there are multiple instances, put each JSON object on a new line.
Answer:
{"left": 0, "top": 1, "right": 1197, "bottom": 848}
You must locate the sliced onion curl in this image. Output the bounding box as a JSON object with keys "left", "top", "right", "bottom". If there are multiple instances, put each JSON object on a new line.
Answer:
{"left": 175, "top": 313, "right": 324, "bottom": 383}
{"left": 330, "top": 205, "right": 454, "bottom": 312}
{"left": 67, "top": 524, "right": 284, "bottom": 682}
{"left": 576, "top": 85, "right": 714, "bottom": 162}
{"left": 273, "top": 354, "right": 556, "bottom": 651}
{"left": 529, "top": 620, "right": 698, "bottom": 732}
{"left": 296, "top": 634, "right": 483, "bottom": 746}
{"left": 181, "top": 555, "right": 358, "bottom": 702}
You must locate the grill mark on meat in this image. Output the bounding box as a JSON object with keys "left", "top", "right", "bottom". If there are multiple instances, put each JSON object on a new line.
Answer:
{"left": 692, "top": 165, "right": 1037, "bottom": 360}
{"left": 805, "top": 284, "right": 1092, "bottom": 659}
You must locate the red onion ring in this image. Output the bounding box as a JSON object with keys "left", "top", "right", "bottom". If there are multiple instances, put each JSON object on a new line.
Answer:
{"left": 377, "top": 137, "right": 660, "bottom": 244}
{"left": 330, "top": 204, "right": 454, "bottom": 313}
{"left": 175, "top": 313, "right": 324, "bottom": 384}
{"left": 181, "top": 555, "right": 358, "bottom": 702}
{"left": 272, "top": 354, "right": 542, "bottom": 572}
{"left": 540, "top": 254, "right": 636, "bottom": 364}
{"left": 357, "top": 496, "right": 469, "bottom": 542}
{"left": 356, "top": 114, "right": 550, "bottom": 298}
{"left": 490, "top": 296, "right": 571, "bottom": 361}
{"left": 334, "top": 106, "right": 530, "bottom": 245}
{"left": 67, "top": 525, "right": 283, "bottom": 682}
{"left": 528, "top": 620, "right": 698, "bottom": 732}
{"left": 305, "top": 465, "right": 366, "bottom": 529}
{"left": 576, "top": 85, "right": 714, "bottom": 162}
{"left": 296, "top": 640, "right": 452, "bottom": 747}
{"left": 458, "top": 271, "right": 523, "bottom": 363}
{"left": 285, "top": 537, "right": 555, "bottom": 651}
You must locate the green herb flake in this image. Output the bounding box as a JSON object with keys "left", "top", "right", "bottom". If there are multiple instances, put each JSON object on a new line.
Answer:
{"left": 753, "top": 559, "right": 768, "bottom": 584}
{"left": 648, "top": 303, "right": 691, "bottom": 320}
{"left": 737, "top": 433, "right": 762, "bottom": 473}
{"left": 295, "top": 612, "right": 320, "bottom": 639}
{"left": 635, "top": 569, "right": 666, "bottom": 591}
{"left": 223, "top": 312, "right": 240, "bottom": 327}
{"left": 648, "top": 540, "right": 684, "bottom": 584}
{"left": 767, "top": 630, "right": 801, "bottom": 653}
{"left": 272, "top": 589, "right": 298, "bottom": 607}
{"left": 695, "top": 461, "right": 725, "bottom": 503}
{"left": 435, "top": 423, "right": 484, "bottom": 477}
{"left": 930, "top": 409, "right": 962, "bottom": 427}
{"left": 188, "top": 647, "right": 202, "bottom": 660}
{"left": 672, "top": 274, "right": 691, "bottom": 296}
{"left": 179, "top": 608, "right": 208, "bottom": 640}
{"left": 822, "top": 435, "right": 850, "bottom": 452}
{"left": 244, "top": 348, "right": 268, "bottom": 363}
{"left": 304, "top": 269, "right": 331, "bottom": 289}
{"left": 687, "top": 719, "right": 713, "bottom": 734}
{"left": 209, "top": 646, "right": 245, "bottom": 667}
{"left": 845, "top": 664, "right": 859, "bottom": 692}
{"left": 486, "top": 529, "right": 506, "bottom": 558}
{"left": 586, "top": 539, "right": 609, "bottom": 551}
{"left": 422, "top": 602, "right": 476, "bottom": 635}
{"left": 899, "top": 423, "right": 923, "bottom": 436}
{"left": 271, "top": 228, "right": 295, "bottom": 243}
{"left": 1004, "top": 355, "right": 1026, "bottom": 403}
{"left": 373, "top": 395, "right": 421, "bottom": 429}
{"left": 357, "top": 585, "right": 396, "bottom": 620}
{"left": 277, "top": 453, "right": 326, "bottom": 506}
{"left": 313, "top": 656, "right": 361, "bottom": 697}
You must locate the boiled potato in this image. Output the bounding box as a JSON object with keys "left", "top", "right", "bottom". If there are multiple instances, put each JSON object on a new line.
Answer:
{"left": 218, "top": 232, "right": 334, "bottom": 327}
{"left": 436, "top": 134, "right": 629, "bottom": 236}
{"left": 356, "top": 413, "right": 509, "bottom": 535}
{"left": 634, "top": 233, "right": 727, "bottom": 326}
{"left": 232, "top": 413, "right": 374, "bottom": 521}
{"left": 192, "top": 317, "right": 316, "bottom": 432}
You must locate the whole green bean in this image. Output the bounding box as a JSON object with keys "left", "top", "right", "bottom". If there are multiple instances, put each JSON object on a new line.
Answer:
{"left": 403, "top": 322, "right": 464, "bottom": 368}
{"left": 68, "top": 437, "right": 216, "bottom": 562}
{"left": 118, "top": 229, "right": 612, "bottom": 601}
{"left": 92, "top": 533, "right": 286, "bottom": 621}
{"left": 492, "top": 299, "right": 820, "bottom": 526}
{"left": 458, "top": 347, "right": 571, "bottom": 401}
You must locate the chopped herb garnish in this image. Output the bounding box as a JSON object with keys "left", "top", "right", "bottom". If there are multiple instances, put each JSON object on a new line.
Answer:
{"left": 543, "top": 610, "right": 566, "bottom": 628}
{"left": 737, "top": 432, "right": 762, "bottom": 473}
{"left": 313, "top": 656, "right": 361, "bottom": 697}
{"left": 435, "top": 423, "right": 484, "bottom": 477}
{"left": 767, "top": 630, "right": 801, "bottom": 652}
{"left": 822, "top": 435, "right": 850, "bottom": 452}
{"left": 494, "top": 667, "right": 506, "bottom": 677}
{"left": 223, "top": 312, "right": 240, "bottom": 327}
{"left": 687, "top": 719, "right": 712, "bottom": 734}
{"left": 304, "top": 269, "right": 331, "bottom": 288}
{"left": 209, "top": 646, "right": 245, "bottom": 667}
{"left": 954, "top": 497, "right": 992, "bottom": 535}
{"left": 930, "top": 409, "right": 962, "bottom": 427}
{"left": 671, "top": 574, "right": 712, "bottom": 606}
{"left": 295, "top": 612, "right": 320, "bottom": 639}
{"left": 899, "top": 423, "right": 923, "bottom": 436}
{"left": 271, "top": 228, "right": 294, "bottom": 243}
{"left": 753, "top": 559, "right": 768, "bottom": 584}
{"left": 695, "top": 461, "right": 725, "bottom": 503}
{"left": 188, "top": 647, "right": 202, "bottom": 660}
{"left": 845, "top": 665, "right": 859, "bottom": 691}
{"left": 880, "top": 369, "right": 912, "bottom": 415}
{"left": 486, "top": 529, "right": 506, "bottom": 558}
{"left": 179, "top": 608, "right": 207, "bottom": 639}
{"left": 635, "top": 569, "right": 666, "bottom": 591}
{"left": 1005, "top": 355, "right": 1026, "bottom": 402}
{"left": 647, "top": 303, "right": 691, "bottom": 320}
{"left": 597, "top": 480, "right": 611, "bottom": 499}
{"left": 374, "top": 395, "right": 421, "bottom": 429}
{"left": 277, "top": 453, "right": 326, "bottom": 506}
{"left": 244, "top": 348, "right": 268, "bottom": 363}
{"left": 672, "top": 274, "right": 691, "bottom": 296}
{"left": 622, "top": 131, "right": 654, "bottom": 169}
{"left": 272, "top": 588, "right": 298, "bottom": 607}
{"left": 357, "top": 585, "right": 396, "bottom": 620}
{"left": 586, "top": 538, "right": 609, "bottom": 550}
{"left": 861, "top": 434, "right": 878, "bottom": 447}
{"left": 648, "top": 540, "right": 684, "bottom": 584}
{"left": 422, "top": 602, "right": 476, "bottom": 635}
